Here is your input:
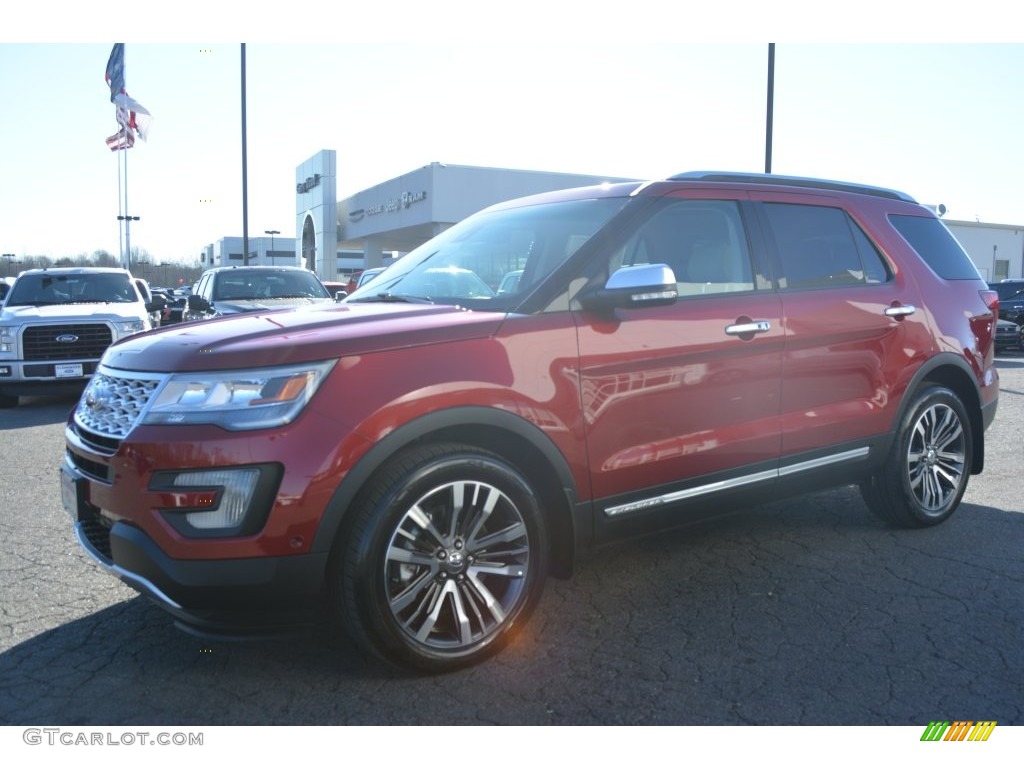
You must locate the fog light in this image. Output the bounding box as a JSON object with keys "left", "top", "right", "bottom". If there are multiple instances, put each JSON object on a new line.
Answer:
{"left": 173, "top": 468, "right": 259, "bottom": 530}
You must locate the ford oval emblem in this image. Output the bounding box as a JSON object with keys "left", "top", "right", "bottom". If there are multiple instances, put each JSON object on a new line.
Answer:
{"left": 56, "top": 334, "right": 79, "bottom": 343}
{"left": 84, "top": 381, "right": 113, "bottom": 414}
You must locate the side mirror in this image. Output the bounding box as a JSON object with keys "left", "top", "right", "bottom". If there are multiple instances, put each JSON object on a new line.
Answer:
{"left": 146, "top": 295, "right": 167, "bottom": 312}
{"left": 187, "top": 294, "right": 211, "bottom": 313}
{"left": 578, "top": 264, "right": 678, "bottom": 312}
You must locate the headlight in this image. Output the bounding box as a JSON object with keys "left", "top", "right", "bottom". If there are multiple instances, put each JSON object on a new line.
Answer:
{"left": 0, "top": 326, "right": 13, "bottom": 354}
{"left": 113, "top": 319, "right": 147, "bottom": 336}
{"left": 142, "top": 360, "right": 336, "bottom": 430}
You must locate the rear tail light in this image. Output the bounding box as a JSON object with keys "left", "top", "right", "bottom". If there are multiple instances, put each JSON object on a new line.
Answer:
{"left": 980, "top": 289, "right": 999, "bottom": 315}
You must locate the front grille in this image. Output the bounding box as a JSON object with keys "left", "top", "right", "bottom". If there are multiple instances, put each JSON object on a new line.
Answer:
{"left": 23, "top": 323, "right": 113, "bottom": 361}
{"left": 67, "top": 448, "right": 111, "bottom": 483}
{"left": 74, "top": 369, "right": 163, "bottom": 441}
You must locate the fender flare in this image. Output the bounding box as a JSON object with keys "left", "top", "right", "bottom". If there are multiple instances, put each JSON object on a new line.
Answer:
{"left": 310, "top": 405, "right": 587, "bottom": 561}
{"left": 883, "top": 351, "right": 986, "bottom": 473}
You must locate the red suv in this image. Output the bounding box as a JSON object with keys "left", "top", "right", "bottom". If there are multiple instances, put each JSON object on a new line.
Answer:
{"left": 62, "top": 172, "right": 1000, "bottom": 671}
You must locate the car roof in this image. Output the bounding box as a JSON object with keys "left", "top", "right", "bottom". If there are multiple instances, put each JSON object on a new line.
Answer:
{"left": 17, "top": 267, "right": 131, "bottom": 276}
{"left": 204, "top": 265, "right": 310, "bottom": 272}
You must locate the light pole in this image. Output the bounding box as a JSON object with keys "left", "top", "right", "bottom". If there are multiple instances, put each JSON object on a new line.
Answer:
{"left": 264, "top": 230, "right": 280, "bottom": 266}
{"left": 2, "top": 253, "right": 18, "bottom": 277}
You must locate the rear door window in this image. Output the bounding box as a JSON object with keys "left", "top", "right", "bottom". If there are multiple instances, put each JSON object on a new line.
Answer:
{"left": 761, "top": 203, "right": 892, "bottom": 290}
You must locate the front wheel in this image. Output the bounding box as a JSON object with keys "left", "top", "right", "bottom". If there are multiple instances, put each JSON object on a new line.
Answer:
{"left": 861, "top": 386, "right": 972, "bottom": 528}
{"left": 335, "top": 443, "right": 548, "bottom": 672}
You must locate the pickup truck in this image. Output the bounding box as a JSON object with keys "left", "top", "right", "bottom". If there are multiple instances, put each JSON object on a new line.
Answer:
{"left": 0, "top": 267, "right": 161, "bottom": 407}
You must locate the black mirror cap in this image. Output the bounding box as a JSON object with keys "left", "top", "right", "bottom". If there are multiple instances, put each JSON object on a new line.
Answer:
{"left": 187, "top": 294, "right": 211, "bottom": 312}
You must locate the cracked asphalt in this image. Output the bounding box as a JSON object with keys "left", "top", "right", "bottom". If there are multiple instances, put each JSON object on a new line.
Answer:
{"left": 1, "top": 355, "right": 1022, "bottom": 726}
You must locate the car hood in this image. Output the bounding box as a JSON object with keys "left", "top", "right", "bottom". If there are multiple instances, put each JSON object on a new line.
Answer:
{"left": 1, "top": 303, "right": 147, "bottom": 322}
{"left": 103, "top": 301, "right": 507, "bottom": 373}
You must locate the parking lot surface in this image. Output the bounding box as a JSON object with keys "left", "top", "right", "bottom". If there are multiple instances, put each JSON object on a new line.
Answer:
{"left": 1, "top": 353, "right": 1022, "bottom": 726}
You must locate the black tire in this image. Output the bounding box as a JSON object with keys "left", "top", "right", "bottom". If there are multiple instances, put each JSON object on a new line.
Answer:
{"left": 860, "top": 386, "right": 972, "bottom": 528}
{"left": 335, "top": 443, "right": 548, "bottom": 672}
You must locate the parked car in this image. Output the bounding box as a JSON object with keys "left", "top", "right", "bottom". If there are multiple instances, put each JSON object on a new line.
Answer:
{"left": 1, "top": 267, "right": 159, "bottom": 407}
{"left": 995, "top": 318, "right": 1022, "bottom": 352}
{"left": 63, "top": 172, "right": 999, "bottom": 672}
{"left": 183, "top": 265, "right": 334, "bottom": 321}
{"left": 354, "top": 266, "right": 387, "bottom": 290}
{"left": 320, "top": 281, "right": 348, "bottom": 299}
{"left": 989, "top": 279, "right": 1024, "bottom": 324}
{"left": 497, "top": 269, "right": 524, "bottom": 294}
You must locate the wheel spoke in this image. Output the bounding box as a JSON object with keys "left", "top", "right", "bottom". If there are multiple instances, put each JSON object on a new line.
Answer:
{"left": 470, "top": 521, "right": 527, "bottom": 552}
{"left": 470, "top": 561, "right": 527, "bottom": 578}
{"left": 386, "top": 546, "right": 435, "bottom": 567}
{"left": 466, "top": 572, "right": 507, "bottom": 623}
{"left": 389, "top": 567, "right": 438, "bottom": 614}
{"left": 406, "top": 503, "right": 446, "bottom": 547}
{"left": 465, "top": 483, "right": 501, "bottom": 542}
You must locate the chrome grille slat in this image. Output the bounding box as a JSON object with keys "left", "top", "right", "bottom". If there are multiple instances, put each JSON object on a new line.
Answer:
{"left": 74, "top": 368, "right": 165, "bottom": 442}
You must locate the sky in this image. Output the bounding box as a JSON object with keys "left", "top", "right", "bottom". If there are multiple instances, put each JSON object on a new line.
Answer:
{"left": 3, "top": 3, "right": 1024, "bottom": 267}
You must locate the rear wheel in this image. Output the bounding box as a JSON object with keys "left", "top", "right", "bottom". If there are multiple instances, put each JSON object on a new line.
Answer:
{"left": 335, "top": 443, "right": 548, "bottom": 672}
{"left": 861, "top": 386, "right": 972, "bottom": 528}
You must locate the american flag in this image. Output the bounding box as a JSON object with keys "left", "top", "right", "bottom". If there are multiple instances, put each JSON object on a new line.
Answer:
{"left": 105, "top": 128, "right": 136, "bottom": 152}
{"left": 104, "top": 43, "right": 125, "bottom": 102}
{"left": 103, "top": 44, "right": 153, "bottom": 148}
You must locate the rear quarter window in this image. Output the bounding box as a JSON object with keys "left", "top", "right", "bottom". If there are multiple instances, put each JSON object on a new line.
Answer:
{"left": 889, "top": 215, "right": 982, "bottom": 280}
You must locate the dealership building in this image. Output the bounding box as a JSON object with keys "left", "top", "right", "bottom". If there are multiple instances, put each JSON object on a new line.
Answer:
{"left": 201, "top": 148, "right": 1024, "bottom": 283}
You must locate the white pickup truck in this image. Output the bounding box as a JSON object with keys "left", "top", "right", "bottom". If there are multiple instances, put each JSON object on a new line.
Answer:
{"left": 0, "top": 267, "right": 161, "bottom": 407}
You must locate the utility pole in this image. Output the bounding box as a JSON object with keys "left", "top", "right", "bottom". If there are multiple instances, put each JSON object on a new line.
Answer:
{"left": 765, "top": 43, "right": 775, "bottom": 174}
{"left": 241, "top": 43, "right": 250, "bottom": 265}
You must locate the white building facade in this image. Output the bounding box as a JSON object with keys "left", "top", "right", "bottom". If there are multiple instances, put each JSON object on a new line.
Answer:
{"left": 204, "top": 149, "right": 1024, "bottom": 285}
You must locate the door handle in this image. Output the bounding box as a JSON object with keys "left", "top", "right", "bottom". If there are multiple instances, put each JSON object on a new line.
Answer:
{"left": 884, "top": 305, "right": 916, "bottom": 319}
{"left": 725, "top": 320, "right": 771, "bottom": 336}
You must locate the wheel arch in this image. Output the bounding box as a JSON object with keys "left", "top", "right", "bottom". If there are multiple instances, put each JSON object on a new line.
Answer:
{"left": 313, "top": 406, "right": 586, "bottom": 579}
{"left": 895, "top": 353, "right": 985, "bottom": 474}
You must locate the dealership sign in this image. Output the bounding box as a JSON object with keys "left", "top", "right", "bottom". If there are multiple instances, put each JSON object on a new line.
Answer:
{"left": 296, "top": 173, "right": 322, "bottom": 194}
{"left": 357, "top": 190, "right": 428, "bottom": 219}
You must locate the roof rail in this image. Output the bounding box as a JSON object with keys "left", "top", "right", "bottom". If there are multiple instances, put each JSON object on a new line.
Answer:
{"left": 668, "top": 171, "right": 917, "bottom": 203}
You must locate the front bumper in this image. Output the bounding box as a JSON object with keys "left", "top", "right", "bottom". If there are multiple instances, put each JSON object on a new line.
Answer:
{"left": 63, "top": 458, "right": 329, "bottom": 637}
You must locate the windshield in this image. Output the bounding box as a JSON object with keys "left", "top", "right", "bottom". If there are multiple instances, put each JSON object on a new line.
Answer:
{"left": 346, "top": 197, "right": 629, "bottom": 308}
{"left": 213, "top": 269, "right": 331, "bottom": 301}
{"left": 6, "top": 272, "right": 139, "bottom": 307}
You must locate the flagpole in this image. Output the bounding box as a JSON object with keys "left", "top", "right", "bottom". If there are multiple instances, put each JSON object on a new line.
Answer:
{"left": 123, "top": 45, "right": 131, "bottom": 271}
{"left": 124, "top": 134, "right": 131, "bottom": 270}
{"left": 117, "top": 138, "right": 124, "bottom": 265}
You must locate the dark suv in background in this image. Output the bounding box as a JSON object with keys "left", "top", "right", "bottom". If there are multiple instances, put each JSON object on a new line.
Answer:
{"left": 989, "top": 278, "right": 1024, "bottom": 325}
{"left": 62, "top": 172, "right": 999, "bottom": 672}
